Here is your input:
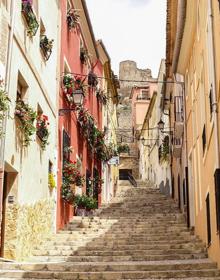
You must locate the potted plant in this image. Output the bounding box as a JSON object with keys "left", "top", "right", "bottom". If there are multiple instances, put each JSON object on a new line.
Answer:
{"left": 74, "top": 194, "right": 97, "bottom": 216}
{"left": 21, "top": 0, "right": 39, "bottom": 37}
{"left": 40, "top": 35, "right": 54, "bottom": 61}
{"left": 117, "top": 144, "right": 130, "bottom": 154}
{"left": 36, "top": 114, "right": 49, "bottom": 150}
{"left": 48, "top": 172, "right": 56, "bottom": 189}
{"left": 67, "top": 9, "right": 80, "bottom": 30}
{"left": 86, "top": 196, "right": 98, "bottom": 216}
{"left": 74, "top": 194, "right": 89, "bottom": 216}
{"left": 63, "top": 160, "right": 85, "bottom": 186}
{"left": 96, "top": 89, "right": 107, "bottom": 105}
{"left": 88, "top": 71, "right": 98, "bottom": 88}
{"left": 61, "top": 181, "right": 75, "bottom": 204}
{"left": 159, "top": 136, "right": 170, "bottom": 163}
{"left": 63, "top": 74, "right": 85, "bottom": 105}
{"left": 0, "top": 80, "right": 10, "bottom": 136}
{"left": 15, "top": 100, "right": 37, "bottom": 146}
{"left": 80, "top": 47, "right": 89, "bottom": 64}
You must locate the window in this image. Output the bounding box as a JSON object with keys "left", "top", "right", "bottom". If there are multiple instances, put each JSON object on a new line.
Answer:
{"left": 137, "top": 90, "right": 150, "bottom": 100}
{"left": 202, "top": 125, "right": 206, "bottom": 153}
{"left": 214, "top": 169, "right": 220, "bottom": 233}
{"left": 174, "top": 96, "right": 183, "bottom": 122}
{"left": 17, "top": 73, "right": 28, "bottom": 101}
{"left": 62, "top": 130, "right": 70, "bottom": 165}
{"left": 206, "top": 193, "right": 211, "bottom": 245}
{"left": 209, "top": 85, "right": 213, "bottom": 118}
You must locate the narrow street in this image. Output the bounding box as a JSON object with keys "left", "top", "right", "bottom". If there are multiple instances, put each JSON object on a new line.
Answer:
{"left": 1, "top": 0, "right": 220, "bottom": 278}
{"left": 0, "top": 181, "right": 219, "bottom": 279}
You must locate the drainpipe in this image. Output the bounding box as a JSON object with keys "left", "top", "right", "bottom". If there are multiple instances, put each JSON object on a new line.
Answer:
{"left": 0, "top": 0, "right": 16, "bottom": 222}
{"left": 208, "top": 0, "right": 220, "bottom": 169}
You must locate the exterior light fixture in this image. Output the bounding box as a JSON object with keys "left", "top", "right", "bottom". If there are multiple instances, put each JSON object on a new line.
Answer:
{"left": 158, "top": 119, "right": 165, "bottom": 131}
{"left": 59, "top": 89, "right": 84, "bottom": 116}
{"left": 72, "top": 89, "right": 84, "bottom": 106}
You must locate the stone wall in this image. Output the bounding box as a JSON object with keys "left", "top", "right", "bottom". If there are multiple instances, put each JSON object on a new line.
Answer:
{"left": 119, "top": 61, "right": 153, "bottom": 96}
{"left": 4, "top": 198, "right": 55, "bottom": 260}
{"left": 119, "top": 156, "right": 139, "bottom": 179}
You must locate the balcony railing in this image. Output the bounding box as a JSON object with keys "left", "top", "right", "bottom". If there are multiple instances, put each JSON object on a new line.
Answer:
{"left": 21, "top": 0, "right": 39, "bottom": 37}
{"left": 40, "top": 35, "right": 53, "bottom": 61}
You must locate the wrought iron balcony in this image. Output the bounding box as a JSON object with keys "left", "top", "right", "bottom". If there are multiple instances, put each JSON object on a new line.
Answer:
{"left": 40, "top": 35, "right": 53, "bottom": 61}
{"left": 21, "top": 0, "right": 39, "bottom": 37}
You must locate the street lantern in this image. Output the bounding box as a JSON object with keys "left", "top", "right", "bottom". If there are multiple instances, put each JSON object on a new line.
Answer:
{"left": 141, "top": 137, "right": 145, "bottom": 145}
{"left": 73, "top": 89, "right": 84, "bottom": 106}
{"left": 158, "top": 119, "right": 165, "bottom": 131}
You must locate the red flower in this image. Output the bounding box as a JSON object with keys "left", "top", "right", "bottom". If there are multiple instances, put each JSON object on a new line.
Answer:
{"left": 67, "top": 88, "right": 73, "bottom": 95}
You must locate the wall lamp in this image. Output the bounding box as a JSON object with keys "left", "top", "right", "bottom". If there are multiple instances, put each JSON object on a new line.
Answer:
{"left": 140, "top": 137, "right": 159, "bottom": 147}
{"left": 158, "top": 119, "right": 173, "bottom": 134}
{"left": 59, "top": 89, "right": 84, "bottom": 116}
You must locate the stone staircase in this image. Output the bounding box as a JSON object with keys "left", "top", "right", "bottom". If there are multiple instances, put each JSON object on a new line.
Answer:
{"left": 0, "top": 182, "right": 220, "bottom": 279}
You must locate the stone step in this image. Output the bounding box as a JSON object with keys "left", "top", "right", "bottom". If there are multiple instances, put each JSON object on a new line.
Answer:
{"left": 59, "top": 229, "right": 192, "bottom": 236}
{"left": 0, "top": 268, "right": 219, "bottom": 279}
{"left": 65, "top": 224, "right": 188, "bottom": 230}
{"left": 32, "top": 248, "right": 206, "bottom": 257}
{"left": 0, "top": 259, "right": 216, "bottom": 273}
{"left": 29, "top": 253, "right": 208, "bottom": 262}
{"left": 43, "top": 239, "right": 202, "bottom": 246}
{"left": 45, "top": 236, "right": 199, "bottom": 243}
{"left": 36, "top": 243, "right": 204, "bottom": 251}
{"left": 0, "top": 277, "right": 220, "bottom": 280}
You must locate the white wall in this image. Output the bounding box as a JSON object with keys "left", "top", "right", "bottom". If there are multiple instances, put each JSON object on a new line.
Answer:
{"left": 4, "top": 0, "right": 60, "bottom": 205}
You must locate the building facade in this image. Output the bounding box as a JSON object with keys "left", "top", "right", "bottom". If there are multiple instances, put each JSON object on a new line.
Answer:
{"left": 96, "top": 40, "right": 119, "bottom": 204}
{"left": 139, "top": 60, "right": 171, "bottom": 193}
{"left": 57, "top": 0, "right": 118, "bottom": 228}
{"left": 0, "top": 0, "right": 60, "bottom": 260}
{"left": 166, "top": 0, "right": 220, "bottom": 267}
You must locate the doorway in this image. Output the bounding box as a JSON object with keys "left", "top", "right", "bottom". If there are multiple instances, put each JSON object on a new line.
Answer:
{"left": 119, "top": 169, "right": 132, "bottom": 180}
{"left": 0, "top": 172, "right": 7, "bottom": 257}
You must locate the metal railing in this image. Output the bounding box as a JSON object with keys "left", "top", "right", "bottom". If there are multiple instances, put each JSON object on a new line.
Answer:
{"left": 128, "top": 172, "right": 137, "bottom": 188}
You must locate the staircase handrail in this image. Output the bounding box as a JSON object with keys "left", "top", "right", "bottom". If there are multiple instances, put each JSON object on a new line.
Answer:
{"left": 128, "top": 172, "right": 137, "bottom": 188}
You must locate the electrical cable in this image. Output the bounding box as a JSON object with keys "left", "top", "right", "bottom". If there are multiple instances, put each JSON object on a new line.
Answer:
{"left": 61, "top": 71, "right": 185, "bottom": 85}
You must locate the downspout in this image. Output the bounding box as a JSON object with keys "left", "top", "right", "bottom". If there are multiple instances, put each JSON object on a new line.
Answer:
{"left": 208, "top": 0, "right": 220, "bottom": 169}
{"left": 0, "top": 0, "right": 16, "bottom": 221}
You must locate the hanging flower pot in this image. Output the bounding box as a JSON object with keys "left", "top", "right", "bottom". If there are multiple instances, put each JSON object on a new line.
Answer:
{"left": 40, "top": 35, "right": 54, "bottom": 61}
{"left": 36, "top": 114, "right": 49, "bottom": 150}
{"left": 67, "top": 9, "right": 80, "bottom": 30}
{"left": 15, "top": 100, "right": 37, "bottom": 146}
{"left": 88, "top": 71, "right": 98, "bottom": 88}
{"left": 80, "top": 47, "right": 89, "bottom": 64}
{"left": 21, "top": 0, "right": 39, "bottom": 37}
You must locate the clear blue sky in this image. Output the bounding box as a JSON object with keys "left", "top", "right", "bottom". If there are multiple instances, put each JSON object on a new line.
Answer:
{"left": 86, "top": 0, "right": 166, "bottom": 78}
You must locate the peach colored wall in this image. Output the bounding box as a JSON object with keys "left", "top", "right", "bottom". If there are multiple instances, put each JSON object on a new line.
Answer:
{"left": 131, "top": 84, "right": 157, "bottom": 129}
